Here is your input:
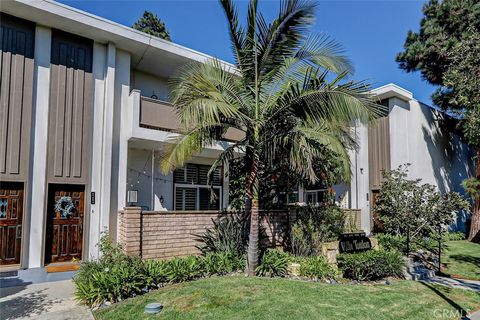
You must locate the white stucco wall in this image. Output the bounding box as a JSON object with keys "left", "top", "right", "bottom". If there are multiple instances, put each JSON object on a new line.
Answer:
{"left": 388, "top": 98, "right": 474, "bottom": 231}
{"left": 126, "top": 148, "right": 230, "bottom": 211}
{"left": 131, "top": 70, "right": 170, "bottom": 101}
{"left": 349, "top": 123, "right": 371, "bottom": 234}
{"left": 110, "top": 49, "right": 131, "bottom": 239}
{"left": 389, "top": 98, "right": 473, "bottom": 194}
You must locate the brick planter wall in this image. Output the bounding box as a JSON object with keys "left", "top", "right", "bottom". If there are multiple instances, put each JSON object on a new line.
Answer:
{"left": 118, "top": 209, "right": 294, "bottom": 260}
{"left": 118, "top": 207, "right": 362, "bottom": 260}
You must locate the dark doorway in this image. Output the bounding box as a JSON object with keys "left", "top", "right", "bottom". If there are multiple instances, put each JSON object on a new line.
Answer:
{"left": 0, "top": 182, "right": 24, "bottom": 265}
{"left": 45, "top": 184, "right": 85, "bottom": 264}
{"left": 371, "top": 190, "right": 384, "bottom": 233}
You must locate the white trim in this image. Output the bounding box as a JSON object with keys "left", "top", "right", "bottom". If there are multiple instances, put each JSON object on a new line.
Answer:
{"left": 4, "top": 0, "right": 235, "bottom": 73}
{"left": 28, "top": 25, "right": 51, "bottom": 268}
{"left": 371, "top": 83, "right": 413, "bottom": 102}
{"left": 99, "top": 43, "right": 116, "bottom": 236}
{"left": 88, "top": 42, "right": 107, "bottom": 259}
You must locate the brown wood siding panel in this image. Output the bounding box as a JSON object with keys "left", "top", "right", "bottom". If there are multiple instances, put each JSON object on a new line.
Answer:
{"left": 0, "top": 14, "right": 34, "bottom": 181}
{"left": 368, "top": 116, "right": 391, "bottom": 190}
{"left": 139, "top": 96, "right": 245, "bottom": 141}
{"left": 47, "top": 30, "right": 93, "bottom": 184}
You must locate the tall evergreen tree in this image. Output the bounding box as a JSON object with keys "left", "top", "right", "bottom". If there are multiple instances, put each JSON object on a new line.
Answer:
{"left": 132, "top": 11, "right": 171, "bottom": 41}
{"left": 397, "top": 0, "right": 480, "bottom": 242}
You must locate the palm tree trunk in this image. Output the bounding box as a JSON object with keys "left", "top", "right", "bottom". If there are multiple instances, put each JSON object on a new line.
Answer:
{"left": 246, "top": 155, "right": 259, "bottom": 275}
{"left": 247, "top": 197, "right": 260, "bottom": 275}
{"left": 467, "top": 147, "right": 480, "bottom": 243}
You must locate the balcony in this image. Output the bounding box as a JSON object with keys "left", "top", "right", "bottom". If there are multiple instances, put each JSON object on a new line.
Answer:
{"left": 136, "top": 95, "right": 244, "bottom": 142}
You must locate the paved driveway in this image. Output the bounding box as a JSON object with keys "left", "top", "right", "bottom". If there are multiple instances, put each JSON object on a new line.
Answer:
{"left": 0, "top": 280, "right": 93, "bottom": 320}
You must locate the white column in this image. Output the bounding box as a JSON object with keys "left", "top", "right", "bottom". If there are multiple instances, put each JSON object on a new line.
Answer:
{"left": 298, "top": 186, "right": 305, "bottom": 203}
{"left": 100, "top": 43, "right": 116, "bottom": 239}
{"left": 355, "top": 122, "right": 371, "bottom": 234}
{"left": 110, "top": 50, "right": 131, "bottom": 239}
{"left": 27, "top": 26, "right": 51, "bottom": 268}
{"left": 88, "top": 42, "right": 107, "bottom": 259}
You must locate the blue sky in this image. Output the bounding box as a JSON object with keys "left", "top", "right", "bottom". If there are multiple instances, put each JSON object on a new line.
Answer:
{"left": 58, "top": 0, "right": 436, "bottom": 104}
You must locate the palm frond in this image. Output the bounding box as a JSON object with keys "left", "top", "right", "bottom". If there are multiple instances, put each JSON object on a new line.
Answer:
{"left": 257, "top": 0, "right": 316, "bottom": 77}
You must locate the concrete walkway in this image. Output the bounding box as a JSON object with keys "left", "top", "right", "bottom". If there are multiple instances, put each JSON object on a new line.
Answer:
{"left": 421, "top": 276, "right": 480, "bottom": 292}
{"left": 0, "top": 280, "right": 94, "bottom": 320}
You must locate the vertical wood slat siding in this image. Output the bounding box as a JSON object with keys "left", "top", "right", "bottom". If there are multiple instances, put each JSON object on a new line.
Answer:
{"left": 368, "top": 116, "right": 391, "bottom": 190}
{"left": 0, "top": 14, "right": 34, "bottom": 181}
{"left": 47, "top": 30, "right": 93, "bottom": 184}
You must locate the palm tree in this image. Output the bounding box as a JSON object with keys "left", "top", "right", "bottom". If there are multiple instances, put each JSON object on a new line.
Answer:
{"left": 161, "top": 0, "right": 384, "bottom": 275}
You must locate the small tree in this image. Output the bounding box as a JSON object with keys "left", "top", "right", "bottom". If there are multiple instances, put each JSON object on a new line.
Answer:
{"left": 132, "top": 11, "right": 171, "bottom": 41}
{"left": 375, "top": 165, "right": 470, "bottom": 243}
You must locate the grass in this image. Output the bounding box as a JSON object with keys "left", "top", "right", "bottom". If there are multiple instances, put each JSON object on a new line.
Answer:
{"left": 94, "top": 276, "right": 480, "bottom": 320}
{"left": 443, "top": 240, "right": 480, "bottom": 280}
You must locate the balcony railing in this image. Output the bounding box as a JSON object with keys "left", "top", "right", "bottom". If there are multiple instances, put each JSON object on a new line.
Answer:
{"left": 139, "top": 96, "right": 244, "bottom": 141}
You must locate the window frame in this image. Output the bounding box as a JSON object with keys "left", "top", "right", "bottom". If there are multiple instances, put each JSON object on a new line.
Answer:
{"left": 173, "top": 184, "right": 222, "bottom": 211}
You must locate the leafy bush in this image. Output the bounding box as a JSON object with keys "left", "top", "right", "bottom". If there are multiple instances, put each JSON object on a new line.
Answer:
{"left": 256, "top": 249, "right": 289, "bottom": 277}
{"left": 143, "top": 259, "right": 169, "bottom": 287}
{"left": 377, "top": 233, "right": 407, "bottom": 252}
{"left": 195, "top": 214, "right": 269, "bottom": 257}
{"left": 291, "top": 205, "right": 345, "bottom": 256}
{"left": 298, "top": 256, "right": 337, "bottom": 280}
{"left": 337, "top": 250, "right": 405, "bottom": 281}
{"left": 375, "top": 165, "right": 469, "bottom": 239}
{"left": 443, "top": 231, "right": 466, "bottom": 241}
{"left": 195, "top": 215, "right": 247, "bottom": 256}
{"left": 201, "top": 251, "right": 245, "bottom": 275}
{"left": 165, "top": 256, "right": 203, "bottom": 283}
{"left": 74, "top": 233, "right": 151, "bottom": 306}
{"left": 74, "top": 232, "right": 248, "bottom": 307}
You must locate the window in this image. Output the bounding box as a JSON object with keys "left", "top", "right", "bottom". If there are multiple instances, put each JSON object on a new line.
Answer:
{"left": 304, "top": 189, "right": 328, "bottom": 205}
{"left": 174, "top": 164, "right": 222, "bottom": 211}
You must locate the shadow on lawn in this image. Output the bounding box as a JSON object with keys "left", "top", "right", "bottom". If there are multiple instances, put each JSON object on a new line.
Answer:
{"left": 448, "top": 254, "right": 480, "bottom": 269}
{"left": 419, "top": 282, "right": 469, "bottom": 318}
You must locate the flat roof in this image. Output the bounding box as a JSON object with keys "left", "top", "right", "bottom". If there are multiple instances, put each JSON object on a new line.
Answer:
{"left": 1, "top": 0, "right": 235, "bottom": 77}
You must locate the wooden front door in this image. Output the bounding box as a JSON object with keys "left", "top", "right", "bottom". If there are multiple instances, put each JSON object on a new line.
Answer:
{"left": 45, "top": 184, "right": 84, "bottom": 264}
{"left": 0, "top": 182, "right": 23, "bottom": 265}
{"left": 371, "top": 190, "right": 384, "bottom": 233}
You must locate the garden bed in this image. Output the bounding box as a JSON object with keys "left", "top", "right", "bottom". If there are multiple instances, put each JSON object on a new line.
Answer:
{"left": 94, "top": 276, "right": 480, "bottom": 320}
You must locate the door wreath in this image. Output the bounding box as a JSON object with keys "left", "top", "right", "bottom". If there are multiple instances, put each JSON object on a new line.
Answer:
{"left": 54, "top": 196, "right": 75, "bottom": 218}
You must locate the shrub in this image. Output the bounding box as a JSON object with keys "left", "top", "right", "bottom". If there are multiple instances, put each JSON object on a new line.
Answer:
{"left": 74, "top": 232, "right": 148, "bottom": 306}
{"left": 74, "top": 256, "right": 147, "bottom": 306}
{"left": 377, "top": 233, "right": 407, "bottom": 252}
{"left": 195, "top": 214, "right": 269, "bottom": 257}
{"left": 298, "top": 256, "right": 337, "bottom": 280}
{"left": 201, "top": 251, "right": 245, "bottom": 275}
{"left": 291, "top": 205, "right": 345, "bottom": 256}
{"left": 195, "top": 215, "right": 247, "bottom": 256}
{"left": 165, "top": 256, "right": 202, "bottom": 283}
{"left": 443, "top": 231, "right": 466, "bottom": 241}
{"left": 143, "top": 259, "right": 169, "bottom": 287}
{"left": 256, "top": 249, "right": 289, "bottom": 277}
{"left": 337, "top": 250, "right": 405, "bottom": 281}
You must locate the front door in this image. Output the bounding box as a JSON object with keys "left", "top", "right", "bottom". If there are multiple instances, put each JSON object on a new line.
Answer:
{"left": 371, "top": 190, "right": 384, "bottom": 233}
{"left": 0, "top": 182, "right": 24, "bottom": 265}
{"left": 45, "top": 184, "right": 84, "bottom": 264}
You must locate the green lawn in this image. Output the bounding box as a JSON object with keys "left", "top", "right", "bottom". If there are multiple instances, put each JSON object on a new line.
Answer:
{"left": 443, "top": 240, "right": 480, "bottom": 280}
{"left": 95, "top": 276, "right": 480, "bottom": 320}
